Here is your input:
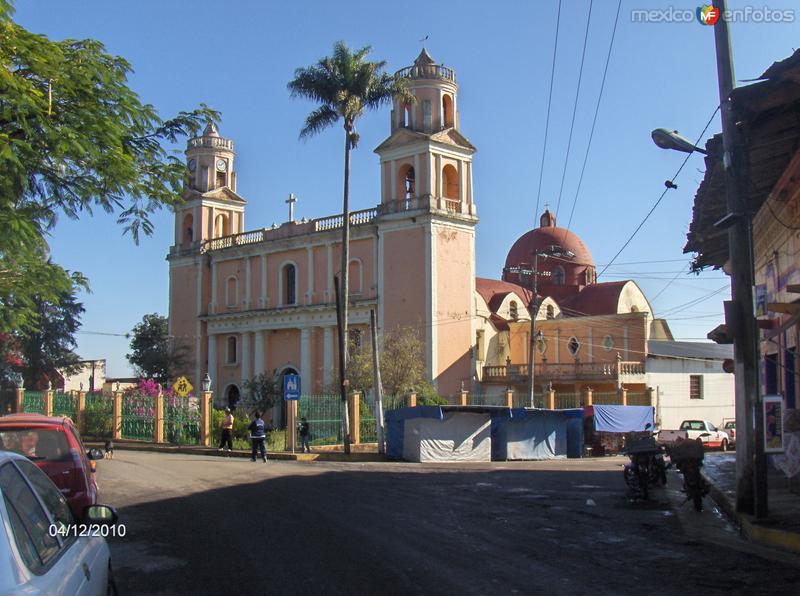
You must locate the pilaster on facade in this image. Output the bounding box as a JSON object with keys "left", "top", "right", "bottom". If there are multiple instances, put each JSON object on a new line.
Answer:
{"left": 207, "top": 335, "right": 217, "bottom": 393}
{"left": 253, "top": 330, "right": 265, "bottom": 378}
{"left": 244, "top": 256, "right": 251, "bottom": 308}
{"left": 260, "top": 254, "right": 268, "bottom": 307}
{"left": 323, "top": 326, "right": 334, "bottom": 388}
{"left": 300, "top": 327, "right": 312, "bottom": 395}
{"left": 241, "top": 332, "right": 251, "bottom": 385}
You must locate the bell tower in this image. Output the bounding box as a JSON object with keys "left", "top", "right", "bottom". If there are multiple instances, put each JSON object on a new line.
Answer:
{"left": 374, "top": 50, "right": 478, "bottom": 396}
{"left": 172, "top": 123, "right": 245, "bottom": 249}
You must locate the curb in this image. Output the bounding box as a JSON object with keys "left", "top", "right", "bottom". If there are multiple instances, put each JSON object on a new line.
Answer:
{"left": 85, "top": 440, "right": 385, "bottom": 463}
{"left": 702, "top": 469, "right": 800, "bottom": 554}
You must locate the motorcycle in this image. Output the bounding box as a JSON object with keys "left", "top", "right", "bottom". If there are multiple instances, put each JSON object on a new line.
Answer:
{"left": 667, "top": 434, "right": 709, "bottom": 511}
{"left": 623, "top": 425, "right": 668, "bottom": 500}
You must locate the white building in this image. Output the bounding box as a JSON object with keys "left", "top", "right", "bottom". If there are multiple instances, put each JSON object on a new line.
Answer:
{"left": 647, "top": 341, "right": 734, "bottom": 430}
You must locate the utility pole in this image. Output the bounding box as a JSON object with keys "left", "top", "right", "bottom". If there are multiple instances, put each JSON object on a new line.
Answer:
{"left": 713, "top": 0, "right": 766, "bottom": 517}
{"left": 370, "top": 309, "right": 385, "bottom": 454}
{"left": 527, "top": 254, "right": 540, "bottom": 408}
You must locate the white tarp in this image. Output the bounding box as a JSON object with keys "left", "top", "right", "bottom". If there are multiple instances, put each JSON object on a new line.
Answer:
{"left": 402, "top": 412, "right": 491, "bottom": 462}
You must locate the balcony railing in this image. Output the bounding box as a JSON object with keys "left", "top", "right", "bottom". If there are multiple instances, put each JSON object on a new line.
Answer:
{"left": 188, "top": 136, "right": 233, "bottom": 150}
{"left": 396, "top": 64, "right": 456, "bottom": 82}
{"left": 482, "top": 361, "right": 645, "bottom": 383}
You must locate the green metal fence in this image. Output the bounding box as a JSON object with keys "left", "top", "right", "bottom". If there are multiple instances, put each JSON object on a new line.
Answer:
{"left": 164, "top": 397, "right": 201, "bottom": 445}
{"left": 555, "top": 392, "right": 582, "bottom": 409}
{"left": 592, "top": 391, "right": 621, "bottom": 405}
{"left": 626, "top": 392, "right": 650, "bottom": 406}
{"left": 22, "top": 391, "right": 46, "bottom": 414}
{"left": 121, "top": 395, "right": 155, "bottom": 441}
{"left": 52, "top": 392, "right": 77, "bottom": 419}
{"left": 84, "top": 393, "right": 113, "bottom": 437}
{"left": 359, "top": 394, "right": 377, "bottom": 443}
{"left": 512, "top": 391, "right": 545, "bottom": 409}
{"left": 383, "top": 395, "right": 408, "bottom": 411}
{"left": 297, "top": 395, "right": 342, "bottom": 446}
{"left": 469, "top": 393, "right": 507, "bottom": 406}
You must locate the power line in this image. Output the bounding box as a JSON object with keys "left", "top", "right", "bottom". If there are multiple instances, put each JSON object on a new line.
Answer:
{"left": 598, "top": 106, "right": 720, "bottom": 279}
{"left": 534, "top": 0, "right": 562, "bottom": 221}
{"left": 554, "top": 0, "right": 593, "bottom": 221}
{"left": 561, "top": 0, "right": 622, "bottom": 237}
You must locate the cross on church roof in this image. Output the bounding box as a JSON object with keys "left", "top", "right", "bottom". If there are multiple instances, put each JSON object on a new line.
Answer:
{"left": 286, "top": 193, "right": 297, "bottom": 223}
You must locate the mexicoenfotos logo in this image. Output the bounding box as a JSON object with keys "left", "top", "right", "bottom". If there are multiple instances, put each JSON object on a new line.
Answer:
{"left": 631, "top": 5, "right": 795, "bottom": 23}
{"left": 696, "top": 4, "right": 720, "bottom": 25}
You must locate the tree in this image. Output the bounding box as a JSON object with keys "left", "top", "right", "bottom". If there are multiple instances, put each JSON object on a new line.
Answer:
{"left": 347, "top": 326, "right": 434, "bottom": 398}
{"left": 18, "top": 285, "right": 85, "bottom": 390}
{"left": 288, "top": 41, "right": 412, "bottom": 453}
{"left": 0, "top": 0, "right": 219, "bottom": 332}
{"left": 242, "top": 371, "right": 280, "bottom": 415}
{"left": 126, "top": 314, "right": 188, "bottom": 385}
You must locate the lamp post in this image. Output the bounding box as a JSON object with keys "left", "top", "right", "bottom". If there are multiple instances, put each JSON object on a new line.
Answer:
{"left": 651, "top": 0, "right": 765, "bottom": 517}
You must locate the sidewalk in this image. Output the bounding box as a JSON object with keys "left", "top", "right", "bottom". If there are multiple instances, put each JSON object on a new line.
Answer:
{"left": 702, "top": 453, "right": 800, "bottom": 554}
{"left": 85, "top": 439, "right": 385, "bottom": 463}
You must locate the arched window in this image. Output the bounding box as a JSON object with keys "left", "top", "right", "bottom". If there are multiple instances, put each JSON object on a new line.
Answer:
{"left": 442, "top": 164, "right": 459, "bottom": 199}
{"left": 214, "top": 213, "right": 229, "bottom": 237}
{"left": 283, "top": 264, "right": 296, "bottom": 305}
{"left": 349, "top": 259, "right": 363, "bottom": 295}
{"left": 398, "top": 164, "right": 415, "bottom": 200}
{"left": 567, "top": 336, "right": 581, "bottom": 357}
{"left": 546, "top": 304, "right": 555, "bottom": 319}
{"left": 442, "top": 94, "right": 454, "bottom": 128}
{"left": 226, "top": 336, "right": 238, "bottom": 364}
{"left": 603, "top": 335, "right": 615, "bottom": 351}
{"left": 552, "top": 266, "right": 565, "bottom": 286}
{"left": 509, "top": 301, "right": 518, "bottom": 321}
{"left": 400, "top": 101, "right": 412, "bottom": 128}
{"left": 225, "top": 276, "right": 238, "bottom": 308}
{"left": 182, "top": 213, "right": 193, "bottom": 244}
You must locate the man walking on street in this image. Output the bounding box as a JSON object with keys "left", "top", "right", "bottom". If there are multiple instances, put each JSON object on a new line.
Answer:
{"left": 249, "top": 411, "right": 267, "bottom": 462}
{"left": 299, "top": 417, "right": 311, "bottom": 453}
{"left": 219, "top": 407, "right": 234, "bottom": 452}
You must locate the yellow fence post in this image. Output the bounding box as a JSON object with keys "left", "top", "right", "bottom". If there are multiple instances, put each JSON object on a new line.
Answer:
{"left": 408, "top": 392, "right": 417, "bottom": 408}
{"left": 286, "top": 398, "right": 297, "bottom": 451}
{"left": 547, "top": 387, "right": 556, "bottom": 410}
{"left": 584, "top": 387, "right": 593, "bottom": 407}
{"left": 200, "top": 391, "right": 212, "bottom": 447}
{"left": 155, "top": 393, "right": 165, "bottom": 443}
{"left": 14, "top": 387, "right": 24, "bottom": 414}
{"left": 349, "top": 391, "right": 361, "bottom": 445}
{"left": 112, "top": 392, "right": 123, "bottom": 440}
{"left": 460, "top": 390, "right": 469, "bottom": 406}
{"left": 77, "top": 391, "right": 87, "bottom": 434}
{"left": 505, "top": 390, "right": 513, "bottom": 409}
{"left": 45, "top": 390, "right": 54, "bottom": 417}
{"left": 620, "top": 387, "right": 628, "bottom": 406}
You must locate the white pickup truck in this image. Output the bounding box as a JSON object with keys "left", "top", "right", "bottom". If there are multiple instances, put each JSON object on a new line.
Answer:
{"left": 657, "top": 420, "right": 731, "bottom": 451}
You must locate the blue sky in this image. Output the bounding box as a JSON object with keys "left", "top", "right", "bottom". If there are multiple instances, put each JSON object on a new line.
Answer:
{"left": 13, "top": 1, "right": 800, "bottom": 376}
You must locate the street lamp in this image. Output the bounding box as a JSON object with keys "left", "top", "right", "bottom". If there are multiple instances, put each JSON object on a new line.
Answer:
{"left": 651, "top": 128, "right": 707, "bottom": 154}
{"left": 201, "top": 373, "right": 212, "bottom": 393}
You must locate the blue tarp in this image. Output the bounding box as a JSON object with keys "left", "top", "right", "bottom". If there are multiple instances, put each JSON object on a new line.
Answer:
{"left": 593, "top": 405, "right": 654, "bottom": 433}
{"left": 385, "top": 406, "right": 443, "bottom": 460}
{"left": 492, "top": 408, "right": 583, "bottom": 460}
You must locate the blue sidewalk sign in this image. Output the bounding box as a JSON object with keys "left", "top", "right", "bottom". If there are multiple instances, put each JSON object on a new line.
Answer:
{"left": 283, "top": 374, "right": 300, "bottom": 401}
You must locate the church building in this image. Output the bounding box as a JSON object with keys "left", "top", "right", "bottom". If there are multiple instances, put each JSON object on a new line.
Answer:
{"left": 168, "top": 50, "right": 477, "bottom": 419}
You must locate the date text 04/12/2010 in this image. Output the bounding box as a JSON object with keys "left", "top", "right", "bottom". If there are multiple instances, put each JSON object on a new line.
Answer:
{"left": 49, "top": 523, "right": 127, "bottom": 538}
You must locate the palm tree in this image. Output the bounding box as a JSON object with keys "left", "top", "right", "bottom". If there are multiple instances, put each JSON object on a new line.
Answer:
{"left": 288, "top": 41, "right": 411, "bottom": 454}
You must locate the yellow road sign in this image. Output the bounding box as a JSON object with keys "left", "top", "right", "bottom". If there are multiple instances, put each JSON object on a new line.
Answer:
{"left": 172, "top": 376, "right": 193, "bottom": 397}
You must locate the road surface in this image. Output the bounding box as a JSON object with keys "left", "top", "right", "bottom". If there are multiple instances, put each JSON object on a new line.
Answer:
{"left": 96, "top": 451, "right": 799, "bottom": 595}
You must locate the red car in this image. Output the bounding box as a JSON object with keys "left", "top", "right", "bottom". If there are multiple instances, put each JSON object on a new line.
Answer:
{"left": 0, "top": 414, "right": 104, "bottom": 518}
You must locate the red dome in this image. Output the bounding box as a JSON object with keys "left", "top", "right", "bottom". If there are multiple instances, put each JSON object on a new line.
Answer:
{"left": 504, "top": 210, "right": 594, "bottom": 269}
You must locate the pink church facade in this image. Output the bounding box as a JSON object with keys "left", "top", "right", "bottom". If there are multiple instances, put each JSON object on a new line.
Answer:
{"left": 167, "top": 50, "right": 478, "bottom": 417}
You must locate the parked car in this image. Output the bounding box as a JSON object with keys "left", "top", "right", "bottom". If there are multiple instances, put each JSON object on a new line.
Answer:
{"left": 721, "top": 419, "right": 736, "bottom": 448}
{"left": 0, "top": 450, "right": 118, "bottom": 594}
{"left": 659, "top": 419, "right": 730, "bottom": 451}
{"left": 0, "top": 414, "right": 104, "bottom": 519}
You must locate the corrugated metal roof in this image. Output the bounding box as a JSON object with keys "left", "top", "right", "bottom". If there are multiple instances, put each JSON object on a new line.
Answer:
{"left": 647, "top": 340, "right": 733, "bottom": 360}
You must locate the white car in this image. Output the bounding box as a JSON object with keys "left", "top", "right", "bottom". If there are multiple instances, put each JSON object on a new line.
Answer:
{"left": 0, "top": 450, "right": 118, "bottom": 595}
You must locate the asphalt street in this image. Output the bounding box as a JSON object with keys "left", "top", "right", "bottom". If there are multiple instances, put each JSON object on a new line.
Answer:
{"left": 95, "top": 451, "right": 799, "bottom": 595}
